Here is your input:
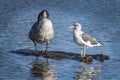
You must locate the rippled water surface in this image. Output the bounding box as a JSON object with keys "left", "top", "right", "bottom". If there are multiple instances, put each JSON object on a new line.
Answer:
{"left": 0, "top": 0, "right": 120, "bottom": 80}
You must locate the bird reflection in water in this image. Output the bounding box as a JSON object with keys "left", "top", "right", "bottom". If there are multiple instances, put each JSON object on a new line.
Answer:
{"left": 75, "top": 63, "right": 101, "bottom": 80}
{"left": 30, "top": 59, "right": 57, "bottom": 80}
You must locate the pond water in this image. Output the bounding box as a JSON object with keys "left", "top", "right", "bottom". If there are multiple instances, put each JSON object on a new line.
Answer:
{"left": 0, "top": 0, "right": 120, "bottom": 80}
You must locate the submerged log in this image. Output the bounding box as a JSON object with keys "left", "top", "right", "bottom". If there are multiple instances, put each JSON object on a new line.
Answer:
{"left": 10, "top": 49, "right": 110, "bottom": 64}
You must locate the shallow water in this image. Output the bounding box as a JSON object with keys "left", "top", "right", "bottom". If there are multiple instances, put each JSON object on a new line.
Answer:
{"left": 0, "top": 0, "right": 120, "bottom": 80}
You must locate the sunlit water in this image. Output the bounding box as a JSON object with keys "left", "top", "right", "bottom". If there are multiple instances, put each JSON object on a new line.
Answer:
{"left": 0, "top": 0, "right": 120, "bottom": 80}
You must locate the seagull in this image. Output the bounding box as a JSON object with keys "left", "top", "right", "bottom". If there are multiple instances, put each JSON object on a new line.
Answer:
{"left": 69, "top": 23, "right": 102, "bottom": 57}
{"left": 29, "top": 10, "right": 54, "bottom": 55}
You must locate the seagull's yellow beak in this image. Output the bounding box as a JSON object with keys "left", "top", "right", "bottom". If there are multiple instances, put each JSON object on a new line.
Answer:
{"left": 69, "top": 26, "right": 74, "bottom": 29}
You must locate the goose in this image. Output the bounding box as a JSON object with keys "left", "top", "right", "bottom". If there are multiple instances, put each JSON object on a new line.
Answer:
{"left": 29, "top": 10, "right": 54, "bottom": 55}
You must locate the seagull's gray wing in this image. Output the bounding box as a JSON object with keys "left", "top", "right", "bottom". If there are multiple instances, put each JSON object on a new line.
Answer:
{"left": 81, "top": 33, "right": 99, "bottom": 45}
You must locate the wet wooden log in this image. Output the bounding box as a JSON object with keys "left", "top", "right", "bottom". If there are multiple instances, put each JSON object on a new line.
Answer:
{"left": 10, "top": 49, "right": 110, "bottom": 64}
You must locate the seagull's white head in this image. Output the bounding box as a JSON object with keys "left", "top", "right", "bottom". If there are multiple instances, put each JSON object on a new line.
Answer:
{"left": 38, "top": 10, "right": 49, "bottom": 21}
{"left": 69, "top": 23, "right": 82, "bottom": 30}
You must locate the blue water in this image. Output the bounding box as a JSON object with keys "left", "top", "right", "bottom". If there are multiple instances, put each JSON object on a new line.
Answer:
{"left": 0, "top": 0, "right": 120, "bottom": 80}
